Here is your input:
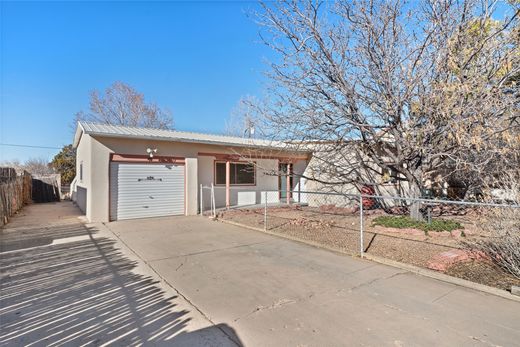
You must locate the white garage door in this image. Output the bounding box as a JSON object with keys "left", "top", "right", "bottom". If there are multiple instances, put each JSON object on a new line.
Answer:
{"left": 110, "top": 162, "right": 185, "bottom": 221}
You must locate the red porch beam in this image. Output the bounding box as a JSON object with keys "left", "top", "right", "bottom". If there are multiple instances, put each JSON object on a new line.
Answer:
{"left": 226, "top": 160, "right": 231, "bottom": 209}
{"left": 286, "top": 163, "right": 291, "bottom": 204}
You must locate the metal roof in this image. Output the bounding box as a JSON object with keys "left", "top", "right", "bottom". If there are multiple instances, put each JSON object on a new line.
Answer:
{"left": 73, "top": 121, "right": 305, "bottom": 151}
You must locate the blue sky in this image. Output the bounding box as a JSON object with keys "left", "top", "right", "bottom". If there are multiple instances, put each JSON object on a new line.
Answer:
{"left": 0, "top": 1, "right": 270, "bottom": 162}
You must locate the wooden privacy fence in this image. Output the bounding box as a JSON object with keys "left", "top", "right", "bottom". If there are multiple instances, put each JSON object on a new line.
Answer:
{"left": 32, "top": 174, "right": 61, "bottom": 203}
{"left": 0, "top": 168, "right": 32, "bottom": 225}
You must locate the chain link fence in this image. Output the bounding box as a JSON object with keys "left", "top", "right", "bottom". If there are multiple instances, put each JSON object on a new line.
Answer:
{"left": 204, "top": 186, "right": 520, "bottom": 289}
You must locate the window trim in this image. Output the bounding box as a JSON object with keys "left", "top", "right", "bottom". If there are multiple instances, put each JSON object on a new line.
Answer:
{"left": 214, "top": 160, "right": 256, "bottom": 186}
{"left": 79, "top": 161, "right": 83, "bottom": 182}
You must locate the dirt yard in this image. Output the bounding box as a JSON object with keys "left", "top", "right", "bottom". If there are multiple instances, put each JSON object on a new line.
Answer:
{"left": 219, "top": 205, "right": 520, "bottom": 291}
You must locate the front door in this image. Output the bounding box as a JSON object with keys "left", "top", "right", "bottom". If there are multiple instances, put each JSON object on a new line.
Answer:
{"left": 279, "top": 163, "right": 292, "bottom": 200}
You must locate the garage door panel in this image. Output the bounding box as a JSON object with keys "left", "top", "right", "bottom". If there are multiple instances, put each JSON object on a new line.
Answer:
{"left": 115, "top": 186, "right": 183, "bottom": 193}
{"left": 116, "top": 181, "right": 184, "bottom": 188}
{"left": 116, "top": 200, "right": 184, "bottom": 209}
{"left": 110, "top": 162, "right": 185, "bottom": 221}
{"left": 116, "top": 203, "right": 184, "bottom": 211}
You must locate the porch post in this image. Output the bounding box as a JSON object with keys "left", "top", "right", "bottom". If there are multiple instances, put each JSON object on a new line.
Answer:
{"left": 286, "top": 162, "right": 291, "bottom": 204}
{"left": 226, "top": 160, "right": 230, "bottom": 208}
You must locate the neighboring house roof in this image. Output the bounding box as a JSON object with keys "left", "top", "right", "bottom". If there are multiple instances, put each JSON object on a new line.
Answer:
{"left": 73, "top": 121, "right": 309, "bottom": 152}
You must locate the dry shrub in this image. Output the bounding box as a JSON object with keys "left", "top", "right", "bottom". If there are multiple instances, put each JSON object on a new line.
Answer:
{"left": 465, "top": 177, "right": 520, "bottom": 279}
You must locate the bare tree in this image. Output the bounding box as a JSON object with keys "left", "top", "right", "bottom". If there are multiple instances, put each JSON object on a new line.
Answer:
{"left": 75, "top": 82, "right": 173, "bottom": 129}
{"left": 1, "top": 158, "right": 54, "bottom": 176}
{"left": 0, "top": 160, "right": 22, "bottom": 172}
{"left": 225, "top": 95, "right": 267, "bottom": 138}
{"left": 256, "top": 0, "right": 519, "bottom": 219}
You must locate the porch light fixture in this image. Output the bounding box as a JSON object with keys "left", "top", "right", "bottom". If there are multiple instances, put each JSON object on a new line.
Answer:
{"left": 146, "top": 148, "right": 157, "bottom": 159}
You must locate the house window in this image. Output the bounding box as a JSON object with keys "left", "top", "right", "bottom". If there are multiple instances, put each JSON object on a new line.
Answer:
{"left": 215, "top": 162, "right": 255, "bottom": 185}
{"left": 80, "top": 162, "right": 83, "bottom": 182}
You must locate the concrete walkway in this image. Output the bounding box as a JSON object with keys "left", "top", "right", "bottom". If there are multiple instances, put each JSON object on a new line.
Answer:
{"left": 106, "top": 215, "right": 520, "bottom": 347}
{"left": 0, "top": 202, "right": 240, "bottom": 346}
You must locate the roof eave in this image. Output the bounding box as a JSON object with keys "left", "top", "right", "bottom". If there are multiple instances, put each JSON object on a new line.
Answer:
{"left": 72, "top": 122, "right": 85, "bottom": 148}
{"left": 85, "top": 131, "right": 307, "bottom": 152}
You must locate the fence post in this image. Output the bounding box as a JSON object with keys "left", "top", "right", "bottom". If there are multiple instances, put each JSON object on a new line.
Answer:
{"left": 264, "top": 191, "right": 268, "bottom": 232}
{"left": 211, "top": 183, "right": 216, "bottom": 218}
{"left": 359, "top": 194, "right": 364, "bottom": 258}
{"left": 209, "top": 184, "right": 213, "bottom": 217}
{"left": 200, "top": 184, "right": 203, "bottom": 216}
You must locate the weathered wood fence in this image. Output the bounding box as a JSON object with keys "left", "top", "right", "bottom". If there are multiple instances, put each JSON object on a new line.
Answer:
{"left": 32, "top": 174, "right": 61, "bottom": 203}
{"left": 0, "top": 168, "right": 32, "bottom": 225}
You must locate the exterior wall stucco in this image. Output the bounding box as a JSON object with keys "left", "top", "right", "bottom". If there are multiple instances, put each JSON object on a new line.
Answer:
{"left": 292, "top": 159, "right": 307, "bottom": 190}
{"left": 302, "top": 154, "right": 411, "bottom": 208}
{"left": 74, "top": 134, "right": 91, "bottom": 216}
{"left": 185, "top": 158, "right": 198, "bottom": 215}
{"left": 89, "top": 137, "right": 111, "bottom": 222}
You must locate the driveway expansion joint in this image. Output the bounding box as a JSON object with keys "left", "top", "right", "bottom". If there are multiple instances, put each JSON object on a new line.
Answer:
{"left": 349, "top": 271, "right": 409, "bottom": 291}
{"left": 233, "top": 293, "right": 316, "bottom": 323}
{"left": 431, "top": 288, "right": 458, "bottom": 304}
{"left": 147, "top": 240, "right": 273, "bottom": 263}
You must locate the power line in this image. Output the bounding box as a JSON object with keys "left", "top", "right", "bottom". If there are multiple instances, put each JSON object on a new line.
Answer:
{"left": 0, "top": 143, "right": 62, "bottom": 150}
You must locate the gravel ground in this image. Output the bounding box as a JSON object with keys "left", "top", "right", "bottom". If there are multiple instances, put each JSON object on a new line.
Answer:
{"left": 365, "top": 234, "right": 453, "bottom": 267}
{"left": 446, "top": 260, "right": 520, "bottom": 291}
{"left": 220, "top": 206, "right": 517, "bottom": 291}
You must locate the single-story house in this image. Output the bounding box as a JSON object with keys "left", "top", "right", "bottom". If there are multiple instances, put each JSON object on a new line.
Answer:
{"left": 71, "top": 122, "right": 312, "bottom": 222}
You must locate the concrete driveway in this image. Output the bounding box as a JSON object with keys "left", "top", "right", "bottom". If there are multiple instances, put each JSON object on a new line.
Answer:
{"left": 106, "top": 215, "right": 520, "bottom": 346}
{"left": 0, "top": 202, "right": 240, "bottom": 346}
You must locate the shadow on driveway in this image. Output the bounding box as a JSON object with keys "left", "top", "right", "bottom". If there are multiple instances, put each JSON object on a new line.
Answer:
{"left": 0, "top": 223, "right": 242, "bottom": 346}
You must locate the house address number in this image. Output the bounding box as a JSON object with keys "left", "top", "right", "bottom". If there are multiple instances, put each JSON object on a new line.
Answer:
{"left": 137, "top": 176, "right": 163, "bottom": 182}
